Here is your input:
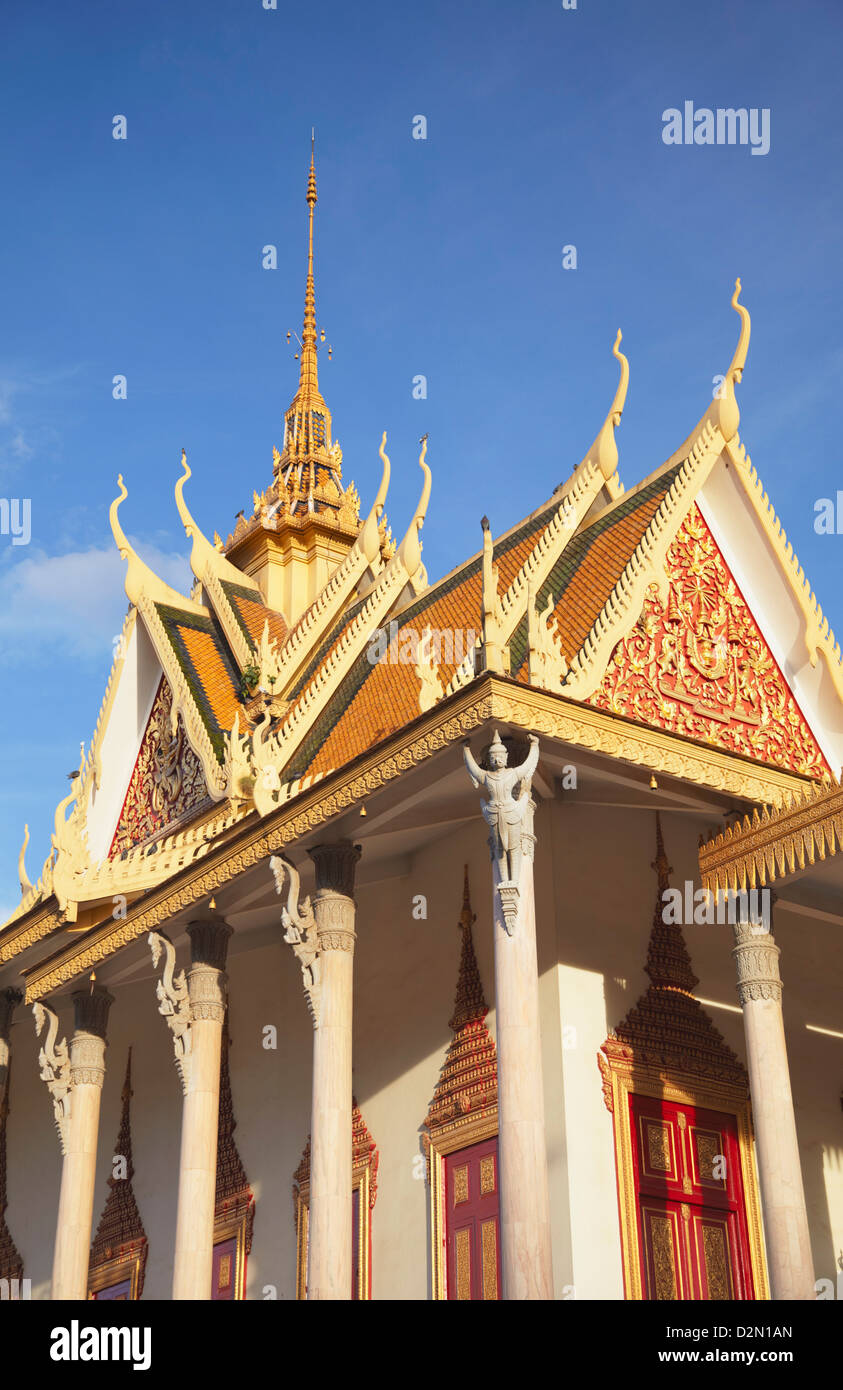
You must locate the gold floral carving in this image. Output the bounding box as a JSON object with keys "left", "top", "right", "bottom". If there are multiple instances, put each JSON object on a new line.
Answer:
{"left": 702, "top": 1223, "right": 731, "bottom": 1300}
{"left": 479, "top": 1154, "right": 496, "bottom": 1196}
{"left": 110, "top": 679, "right": 209, "bottom": 858}
{"left": 647, "top": 1125, "right": 672, "bottom": 1173}
{"left": 699, "top": 776, "right": 843, "bottom": 895}
{"left": 726, "top": 434, "right": 843, "bottom": 709}
{"left": 455, "top": 1228, "right": 471, "bottom": 1300}
{"left": 590, "top": 507, "right": 829, "bottom": 779}
{"left": 453, "top": 1165, "right": 469, "bottom": 1205}
{"left": 648, "top": 1213, "right": 678, "bottom": 1300}
{"left": 481, "top": 1218, "right": 498, "bottom": 1300}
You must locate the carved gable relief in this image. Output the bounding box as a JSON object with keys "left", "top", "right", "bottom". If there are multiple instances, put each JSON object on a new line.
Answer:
{"left": 109, "top": 678, "right": 209, "bottom": 859}
{"left": 589, "top": 506, "right": 829, "bottom": 779}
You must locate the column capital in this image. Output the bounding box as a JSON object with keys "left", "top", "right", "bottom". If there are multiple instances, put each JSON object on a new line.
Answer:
{"left": 186, "top": 919, "right": 232, "bottom": 1024}
{"left": 309, "top": 841, "right": 361, "bottom": 897}
{"left": 69, "top": 986, "right": 113, "bottom": 1090}
{"left": 71, "top": 985, "right": 114, "bottom": 1041}
{"left": 731, "top": 919, "right": 782, "bottom": 1004}
{"left": 187, "top": 918, "right": 234, "bottom": 970}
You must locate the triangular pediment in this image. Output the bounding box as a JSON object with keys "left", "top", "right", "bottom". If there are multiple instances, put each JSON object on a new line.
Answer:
{"left": 588, "top": 503, "right": 830, "bottom": 780}
{"left": 108, "top": 675, "right": 210, "bottom": 860}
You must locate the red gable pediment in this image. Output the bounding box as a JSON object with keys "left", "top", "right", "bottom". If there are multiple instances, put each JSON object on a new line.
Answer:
{"left": 589, "top": 505, "right": 829, "bottom": 779}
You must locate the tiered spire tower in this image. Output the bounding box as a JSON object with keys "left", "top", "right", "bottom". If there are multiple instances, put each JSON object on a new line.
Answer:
{"left": 277, "top": 137, "right": 338, "bottom": 510}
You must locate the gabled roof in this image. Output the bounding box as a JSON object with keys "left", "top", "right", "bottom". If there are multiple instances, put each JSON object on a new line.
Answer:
{"left": 283, "top": 487, "right": 574, "bottom": 779}
{"left": 509, "top": 463, "right": 684, "bottom": 680}
{"left": 153, "top": 603, "right": 243, "bottom": 763}
{"left": 7, "top": 281, "right": 843, "bottom": 943}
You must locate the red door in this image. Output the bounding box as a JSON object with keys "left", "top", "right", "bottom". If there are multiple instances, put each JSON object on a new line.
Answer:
{"left": 445, "top": 1137, "right": 501, "bottom": 1300}
{"left": 351, "top": 1186, "right": 360, "bottom": 1300}
{"left": 212, "top": 1236, "right": 239, "bottom": 1300}
{"left": 629, "top": 1094, "right": 754, "bottom": 1300}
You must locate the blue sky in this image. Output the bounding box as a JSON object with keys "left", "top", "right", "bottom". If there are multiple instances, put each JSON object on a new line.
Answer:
{"left": 1, "top": 0, "right": 842, "bottom": 911}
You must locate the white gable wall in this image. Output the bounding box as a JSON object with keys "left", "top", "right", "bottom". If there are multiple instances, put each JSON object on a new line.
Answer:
{"left": 84, "top": 617, "right": 162, "bottom": 865}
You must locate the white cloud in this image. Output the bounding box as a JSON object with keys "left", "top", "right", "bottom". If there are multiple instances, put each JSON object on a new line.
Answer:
{"left": 9, "top": 430, "right": 32, "bottom": 460}
{"left": 0, "top": 541, "right": 193, "bottom": 663}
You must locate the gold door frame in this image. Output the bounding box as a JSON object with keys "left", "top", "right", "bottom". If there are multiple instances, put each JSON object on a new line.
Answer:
{"left": 425, "top": 1108, "right": 498, "bottom": 1301}
{"left": 87, "top": 1241, "right": 147, "bottom": 1301}
{"left": 603, "top": 1064, "right": 769, "bottom": 1301}
{"left": 213, "top": 1206, "right": 251, "bottom": 1300}
{"left": 294, "top": 1165, "right": 373, "bottom": 1301}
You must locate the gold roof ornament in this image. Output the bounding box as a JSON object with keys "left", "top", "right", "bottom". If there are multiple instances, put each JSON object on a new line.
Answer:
{"left": 175, "top": 451, "right": 263, "bottom": 598}
{"left": 110, "top": 475, "right": 204, "bottom": 614}
{"left": 18, "top": 825, "right": 31, "bottom": 896}
{"left": 277, "top": 137, "right": 337, "bottom": 509}
{"left": 395, "top": 435, "right": 432, "bottom": 585}
{"left": 706, "top": 278, "right": 750, "bottom": 444}
{"left": 583, "top": 330, "right": 630, "bottom": 483}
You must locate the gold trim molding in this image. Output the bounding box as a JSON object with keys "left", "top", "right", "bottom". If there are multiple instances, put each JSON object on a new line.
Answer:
{"left": 700, "top": 777, "right": 843, "bottom": 893}
{"left": 425, "top": 1108, "right": 498, "bottom": 1302}
{"left": 16, "top": 678, "right": 811, "bottom": 1002}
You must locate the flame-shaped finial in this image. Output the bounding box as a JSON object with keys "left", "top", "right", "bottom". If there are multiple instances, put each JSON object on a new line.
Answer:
{"left": 583, "top": 330, "right": 630, "bottom": 482}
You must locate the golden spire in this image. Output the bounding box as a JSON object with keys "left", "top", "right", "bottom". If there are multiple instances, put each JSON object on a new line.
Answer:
{"left": 644, "top": 813, "right": 699, "bottom": 996}
{"left": 449, "top": 867, "right": 488, "bottom": 1031}
{"left": 279, "top": 136, "right": 334, "bottom": 498}
{"left": 300, "top": 133, "right": 320, "bottom": 406}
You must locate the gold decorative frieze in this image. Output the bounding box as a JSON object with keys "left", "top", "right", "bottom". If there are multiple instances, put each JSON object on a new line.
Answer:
{"left": 589, "top": 506, "right": 829, "bottom": 779}
{"left": 18, "top": 677, "right": 811, "bottom": 1002}
{"left": 699, "top": 776, "right": 843, "bottom": 894}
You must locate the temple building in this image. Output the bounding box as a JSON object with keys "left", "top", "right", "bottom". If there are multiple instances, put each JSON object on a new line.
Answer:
{"left": 1, "top": 150, "right": 841, "bottom": 1302}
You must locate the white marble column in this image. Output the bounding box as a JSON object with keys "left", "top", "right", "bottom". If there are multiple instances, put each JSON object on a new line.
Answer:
{"left": 307, "top": 841, "right": 360, "bottom": 1301}
{"left": 51, "top": 986, "right": 114, "bottom": 1300}
{"left": 732, "top": 901, "right": 814, "bottom": 1300}
{"left": 170, "top": 919, "right": 232, "bottom": 1301}
{"left": 464, "top": 732, "right": 554, "bottom": 1300}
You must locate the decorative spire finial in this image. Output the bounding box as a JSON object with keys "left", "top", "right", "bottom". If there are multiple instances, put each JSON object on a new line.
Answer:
{"left": 705, "top": 278, "right": 750, "bottom": 444}
{"left": 18, "top": 825, "right": 31, "bottom": 896}
{"left": 644, "top": 813, "right": 699, "bottom": 995}
{"left": 727, "top": 277, "right": 751, "bottom": 384}
{"left": 582, "top": 331, "right": 630, "bottom": 483}
{"left": 277, "top": 142, "right": 336, "bottom": 506}
{"left": 449, "top": 867, "right": 488, "bottom": 1031}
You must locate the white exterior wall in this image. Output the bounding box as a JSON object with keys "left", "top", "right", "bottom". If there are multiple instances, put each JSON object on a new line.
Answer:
{"left": 3, "top": 798, "right": 842, "bottom": 1299}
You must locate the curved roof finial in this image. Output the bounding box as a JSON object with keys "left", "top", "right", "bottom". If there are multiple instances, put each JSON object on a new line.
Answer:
{"left": 707, "top": 278, "right": 750, "bottom": 443}
{"left": 727, "top": 277, "right": 751, "bottom": 384}
{"left": 584, "top": 330, "right": 630, "bottom": 481}
{"left": 611, "top": 330, "right": 630, "bottom": 420}
{"left": 396, "top": 436, "right": 432, "bottom": 579}
{"left": 174, "top": 448, "right": 255, "bottom": 593}
{"left": 355, "top": 432, "right": 392, "bottom": 565}
{"left": 18, "top": 823, "right": 31, "bottom": 895}
{"left": 110, "top": 473, "right": 203, "bottom": 613}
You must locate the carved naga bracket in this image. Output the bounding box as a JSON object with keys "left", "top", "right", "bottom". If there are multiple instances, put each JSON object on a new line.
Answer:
{"left": 148, "top": 931, "right": 193, "bottom": 1094}
{"left": 33, "top": 1002, "right": 72, "bottom": 1155}
{"left": 270, "top": 855, "right": 321, "bottom": 1027}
